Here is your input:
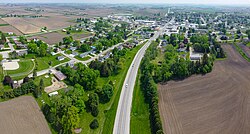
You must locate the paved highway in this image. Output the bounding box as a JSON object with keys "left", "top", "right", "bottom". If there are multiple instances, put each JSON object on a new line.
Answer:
{"left": 113, "top": 18, "right": 174, "bottom": 134}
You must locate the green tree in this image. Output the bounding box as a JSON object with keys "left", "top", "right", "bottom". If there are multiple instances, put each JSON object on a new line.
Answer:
{"left": 61, "top": 106, "right": 80, "bottom": 133}
{"left": 95, "top": 42, "right": 103, "bottom": 52}
{"left": 38, "top": 43, "right": 48, "bottom": 57}
{"left": 80, "top": 44, "right": 91, "bottom": 52}
{"left": 0, "top": 33, "right": 6, "bottom": 44}
{"left": 87, "top": 93, "right": 99, "bottom": 117}
{"left": 96, "top": 84, "right": 114, "bottom": 103}
{"left": 28, "top": 43, "right": 38, "bottom": 54}
{"left": 90, "top": 119, "right": 99, "bottom": 129}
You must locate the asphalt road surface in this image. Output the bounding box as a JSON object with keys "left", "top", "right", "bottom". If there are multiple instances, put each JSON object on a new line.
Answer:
{"left": 113, "top": 18, "right": 174, "bottom": 134}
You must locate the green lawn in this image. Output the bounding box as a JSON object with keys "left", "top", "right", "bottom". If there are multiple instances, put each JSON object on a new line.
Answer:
{"left": 130, "top": 70, "right": 151, "bottom": 134}
{"left": 77, "top": 41, "right": 147, "bottom": 134}
{"left": 75, "top": 55, "right": 91, "bottom": 61}
{"left": 34, "top": 75, "right": 52, "bottom": 87}
{"left": 246, "top": 42, "right": 250, "bottom": 47}
{"left": 7, "top": 60, "right": 35, "bottom": 80}
{"left": 36, "top": 54, "right": 70, "bottom": 71}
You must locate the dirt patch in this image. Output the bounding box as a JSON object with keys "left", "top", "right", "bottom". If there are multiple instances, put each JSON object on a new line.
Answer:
{"left": 159, "top": 44, "right": 250, "bottom": 134}
{"left": 3, "top": 61, "right": 19, "bottom": 70}
{"left": 45, "top": 77, "right": 67, "bottom": 93}
{"left": 0, "top": 96, "right": 51, "bottom": 134}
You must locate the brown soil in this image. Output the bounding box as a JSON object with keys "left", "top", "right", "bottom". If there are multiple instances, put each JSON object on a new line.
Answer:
{"left": 158, "top": 44, "right": 250, "bottom": 134}
{"left": 0, "top": 96, "right": 51, "bottom": 134}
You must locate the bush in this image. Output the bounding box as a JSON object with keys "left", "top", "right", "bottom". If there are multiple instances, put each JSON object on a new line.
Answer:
{"left": 90, "top": 119, "right": 99, "bottom": 129}
{"left": 3, "top": 75, "right": 13, "bottom": 86}
{"left": 91, "top": 106, "right": 99, "bottom": 117}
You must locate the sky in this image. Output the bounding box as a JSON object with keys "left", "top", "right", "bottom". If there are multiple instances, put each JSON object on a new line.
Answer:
{"left": 1, "top": 0, "right": 250, "bottom": 5}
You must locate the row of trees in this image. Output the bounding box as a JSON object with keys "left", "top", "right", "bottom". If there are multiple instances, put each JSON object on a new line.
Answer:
{"left": 0, "top": 31, "right": 6, "bottom": 44}
{"left": 140, "top": 46, "right": 164, "bottom": 134}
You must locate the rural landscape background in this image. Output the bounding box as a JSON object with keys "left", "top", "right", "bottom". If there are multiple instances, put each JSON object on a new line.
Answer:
{"left": 0, "top": 1, "right": 249, "bottom": 134}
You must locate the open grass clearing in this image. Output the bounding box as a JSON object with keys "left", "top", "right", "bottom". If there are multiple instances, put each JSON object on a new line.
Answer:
{"left": 35, "top": 54, "right": 70, "bottom": 71}
{"left": 75, "top": 55, "right": 91, "bottom": 61}
{"left": 130, "top": 70, "right": 151, "bottom": 134}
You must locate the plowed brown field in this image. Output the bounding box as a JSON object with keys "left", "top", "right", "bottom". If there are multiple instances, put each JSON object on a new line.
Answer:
{"left": 0, "top": 96, "right": 51, "bottom": 134}
{"left": 159, "top": 44, "right": 250, "bottom": 134}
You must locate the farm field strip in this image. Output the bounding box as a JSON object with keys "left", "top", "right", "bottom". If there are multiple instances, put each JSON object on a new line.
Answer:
{"left": 0, "top": 96, "right": 51, "bottom": 134}
{"left": 159, "top": 44, "right": 250, "bottom": 134}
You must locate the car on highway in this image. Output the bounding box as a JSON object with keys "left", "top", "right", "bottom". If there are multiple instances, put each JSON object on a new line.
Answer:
{"left": 125, "top": 84, "right": 128, "bottom": 88}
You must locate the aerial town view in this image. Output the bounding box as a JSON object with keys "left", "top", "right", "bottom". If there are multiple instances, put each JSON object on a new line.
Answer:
{"left": 0, "top": 0, "right": 250, "bottom": 134}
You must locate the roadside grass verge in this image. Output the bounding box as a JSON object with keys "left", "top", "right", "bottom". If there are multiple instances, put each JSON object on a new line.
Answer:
{"left": 233, "top": 43, "right": 250, "bottom": 62}
{"left": 78, "top": 41, "right": 147, "bottom": 134}
{"left": 102, "top": 41, "right": 147, "bottom": 134}
{"left": 7, "top": 60, "right": 35, "bottom": 80}
{"left": 130, "top": 70, "right": 151, "bottom": 134}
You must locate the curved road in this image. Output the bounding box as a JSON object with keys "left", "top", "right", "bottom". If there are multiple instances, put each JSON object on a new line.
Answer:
{"left": 113, "top": 18, "right": 174, "bottom": 134}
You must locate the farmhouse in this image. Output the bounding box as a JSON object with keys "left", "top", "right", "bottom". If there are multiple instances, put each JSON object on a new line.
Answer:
{"left": 16, "top": 44, "right": 27, "bottom": 49}
{"left": 80, "top": 52, "right": 89, "bottom": 58}
{"left": 190, "top": 53, "right": 203, "bottom": 61}
{"left": 57, "top": 56, "right": 65, "bottom": 61}
{"left": 72, "top": 51, "right": 79, "bottom": 57}
{"left": 17, "top": 50, "right": 28, "bottom": 56}
{"left": 70, "top": 46, "right": 77, "bottom": 51}
{"left": 54, "top": 71, "right": 67, "bottom": 81}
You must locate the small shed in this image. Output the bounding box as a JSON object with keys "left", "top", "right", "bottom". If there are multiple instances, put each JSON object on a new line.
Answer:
{"left": 49, "top": 91, "right": 58, "bottom": 97}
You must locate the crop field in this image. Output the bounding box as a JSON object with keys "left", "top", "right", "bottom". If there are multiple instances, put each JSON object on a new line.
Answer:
{"left": 158, "top": 44, "right": 250, "bottom": 134}
{"left": 28, "top": 31, "right": 92, "bottom": 45}
{"left": 0, "top": 96, "right": 51, "bottom": 134}
{"left": 0, "top": 25, "right": 23, "bottom": 35}
{"left": 23, "top": 15, "right": 76, "bottom": 30}
{"left": 28, "top": 32, "right": 65, "bottom": 45}
{"left": 239, "top": 44, "right": 250, "bottom": 58}
{"left": 2, "top": 17, "right": 41, "bottom": 34}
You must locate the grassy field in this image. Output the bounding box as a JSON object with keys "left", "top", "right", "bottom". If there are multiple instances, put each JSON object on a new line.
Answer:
{"left": 78, "top": 41, "right": 147, "bottom": 134}
{"left": 75, "top": 55, "right": 91, "bottom": 61}
{"left": 7, "top": 60, "right": 35, "bottom": 80}
{"left": 36, "top": 54, "right": 70, "bottom": 71}
{"left": 34, "top": 75, "right": 52, "bottom": 87}
{"left": 130, "top": 70, "right": 151, "bottom": 134}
